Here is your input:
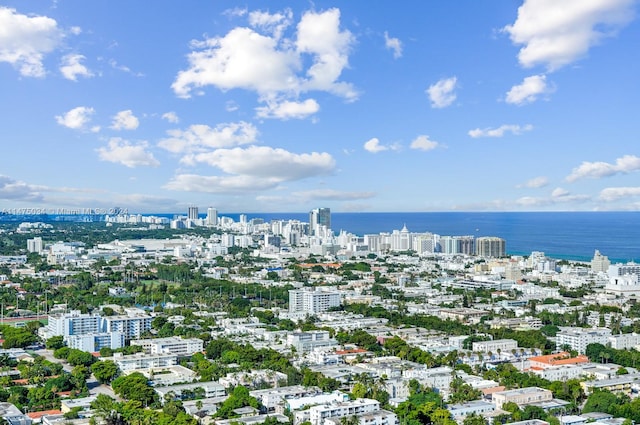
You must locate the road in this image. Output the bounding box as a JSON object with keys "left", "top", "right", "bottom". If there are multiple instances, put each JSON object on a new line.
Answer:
{"left": 33, "top": 348, "right": 118, "bottom": 399}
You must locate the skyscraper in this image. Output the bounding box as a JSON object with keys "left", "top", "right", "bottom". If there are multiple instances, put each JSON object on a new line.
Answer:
{"left": 206, "top": 207, "right": 218, "bottom": 226}
{"left": 187, "top": 206, "right": 199, "bottom": 220}
{"left": 475, "top": 236, "right": 506, "bottom": 257}
{"left": 309, "top": 208, "right": 331, "bottom": 235}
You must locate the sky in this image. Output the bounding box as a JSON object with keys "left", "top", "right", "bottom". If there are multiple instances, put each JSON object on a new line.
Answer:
{"left": 1, "top": 0, "right": 639, "bottom": 214}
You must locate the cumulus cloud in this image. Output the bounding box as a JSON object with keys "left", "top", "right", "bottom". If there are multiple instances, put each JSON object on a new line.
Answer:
{"left": 97, "top": 138, "right": 159, "bottom": 168}
{"left": 255, "top": 98, "right": 319, "bottom": 119}
{"left": 110, "top": 110, "right": 140, "bottom": 130}
{"left": 248, "top": 8, "right": 292, "bottom": 39}
{"left": 384, "top": 31, "right": 402, "bottom": 59}
{"left": 172, "top": 8, "right": 356, "bottom": 119}
{"left": 566, "top": 155, "right": 640, "bottom": 182}
{"left": 60, "top": 54, "right": 93, "bottom": 81}
{"left": 505, "top": 74, "right": 552, "bottom": 105}
{"left": 426, "top": 77, "right": 457, "bottom": 108}
{"left": 410, "top": 135, "right": 439, "bottom": 151}
{"left": 363, "top": 137, "right": 400, "bottom": 153}
{"left": 0, "top": 7, "right": 63, "bottom": 77}
{"left": 468, "top": 124, "right": 533, "bottom": 138}
{"left": 185, "top": 146, "right": 335, "bottom": 180}
{"left": 600, "top": 187, "right": 640, "bottom": 201}
{"left": 162, "top": 112, "right": 179, "bottom": 123}
{"left": 165, "top": 146, "right": 334, "bottom": 193}
{"left": 158, "top": 121, "right": 258, "bottom": 154}
{"left": 518, "top": 176, "right": 549, "bottom": 188}
{"left": 504, "top": 0, "right": 635, "bottom": 71}
{"left": 55, "top": 106, "right": 95, "bottom": 130}
{"left": 0, "top": 175, "right": 44, "bottom": 201}
{"left": 164, "top": 174, "right": 277, "bottom": 193}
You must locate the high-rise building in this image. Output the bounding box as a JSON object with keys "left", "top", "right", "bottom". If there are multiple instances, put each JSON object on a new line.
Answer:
{"left": 289, "top": 288, "right": 341, "bottom": 314}
{"left": 187, "top": 206, "right": 199, "bottom": 220}
{"left": 206, "top": 207, "right": 218, "bottom": 226}
{"left": 27, "top": 237, "right": 43, "bottom": 253}
{"left": 309, "top": 208, "right": 331, "bottom": 235}
{"left": 475, "top": 237, "right": 506, "bottom": 258}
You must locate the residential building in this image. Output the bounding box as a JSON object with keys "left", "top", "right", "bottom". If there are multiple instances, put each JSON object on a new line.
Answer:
{"left": 103, "top": 352, "right": 178, "bottom": 371}
{"left": 447, "top": 400, "right": 496, "bottom": 419}
{"left": 591, "top": 250, "right": 610, "bottom": 273}
{"left": 492, "top": 387, "right": 553, "bottom": 409}
{"left": 555, "top": 328, "right": 612, "bottom": 354}
{"left": 472, "top": 339, "right": 518, "bottom": 354}
{"left": 130, "top": 336, "right": 204, "bottom": 356}
{"left": 289, "top": 288, "right": 341, "bottom": 314}
{"left": 287, "top": 331, "right": 337, "bottom": 354}
{"left": 66, "top": 332, "right": 125, "bottom": 352}
{"left": 309, "top": 208, "right": 331, "bottom": 236}
{"left": 475, "top": 237, "right": 506, "bottom": 258}
{"left": 154, "top": 381, "right": 226, "bottom": 403}
{"left": 102, "top": 313, "right": 152, "bottom": 339}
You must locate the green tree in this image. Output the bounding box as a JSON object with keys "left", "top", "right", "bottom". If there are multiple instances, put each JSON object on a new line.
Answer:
{"left": 91, "top": 360, "right": 119, "bottom": 384}
{"left": 45, "top": 336, "right": 66, "bottom": 350}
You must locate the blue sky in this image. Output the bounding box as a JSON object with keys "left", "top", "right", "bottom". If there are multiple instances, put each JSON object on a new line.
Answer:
{"left": 1, "top": 0, "right": 639, "bottom": 214}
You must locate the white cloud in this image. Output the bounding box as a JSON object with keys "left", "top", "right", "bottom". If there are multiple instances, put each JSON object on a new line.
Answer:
{"left": 599, "top": 187, "right": 640, "bottom": 201}
{"left": 505, "top": 74, "right": 552, "bottom": 105}
{"left": 161, "top": 112, "right": 179, "bottom": 124}
{"left": 158, "top": 121, "right": 258, "bottom": 154}
{"left": 248, "top": 9, "right": 292, "bottom": 39}
{"left": 292, "top": 189, "right": 375, "bottom": 201}
{"left": 108, "top": 59, "right": 144, "bottom": 77}
{"left": 165, "top": 174, "right": 277, "bottom": 193}
{"left": 384, "top": 31, "right": 402, "bottom": 59}
{"left": 97, "top": 138, "right": 159, "bottom": 168}
{"left": 172, "top": 8, "right": 356, "bottom": 118}
{"left": 296, "top": 9, "right": 356, "bottom": 99}
{"left": 60, "top": 54, "right": 93, "bottom": 81}
{"left": 186, "top": 146, "right": 335, "bottom": 180}
{"left": 255, "top": 98, "right": 319, "bottom": 119}
{"left": 364, "top": 138, "right": 388, "bottom": 153}
{"left": 468, "top": 124, "right": 534, "bottom": 138}
{"left": 0, "top": 175, "right": 43, "bottom": 201}
{"left": 410, "top": 135, "right": 439, "bottom": 151}
{"left": 0, "top": 7, "right": 63, "bottom": 77}
{"left": 55, "top": 106, "right": 95, "bottom": 130}
{"left": 165, "top": 146, "right": 334, "bottom": 193}
{"left": 504, "top": 0, "right": 635, "bottom": 71}
{"left": 516, "top": 187, "right": 590, "bottom": 207}
{"left": 110, "top": 110, "right": 140, "bottom": 130}
{"left": 566, "top": 155, "right": 640, "bottom": 182}
{"left": 518, "top": 176, "right": 549, "bottom": 188}
{"left": 426, "top": 77, "right": 458, "bottom": 108}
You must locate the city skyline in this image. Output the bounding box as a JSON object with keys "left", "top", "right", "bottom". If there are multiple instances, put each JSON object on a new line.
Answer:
{"left": 1, "top": 1, "right": 639, "bottom": 213}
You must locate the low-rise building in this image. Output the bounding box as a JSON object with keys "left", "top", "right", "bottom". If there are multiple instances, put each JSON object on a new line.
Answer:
{"left": 492, "top": 387, "right": 553, "bottom": 409}
{"left": 130, "top": 336, "right": 204, "bottom": 356}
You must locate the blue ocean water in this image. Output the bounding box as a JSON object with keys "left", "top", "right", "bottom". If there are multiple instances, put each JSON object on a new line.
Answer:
{"left": 228, "top": 212, "right": 640, "bottom": 263}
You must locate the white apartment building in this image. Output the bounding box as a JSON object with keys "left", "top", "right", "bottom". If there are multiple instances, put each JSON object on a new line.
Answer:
{"left": 299, "top": 398, "right": 384, "bottom": 425}
{"left": 492, "top": 387, "right": 553, "bottom": 409}
{"left": 555, "top": 327, "right": 612, "bottom": 354}
{"left": 66, "top": 332, "right": 125, "bottom": 352}
{"left": 102, "top": 314, "right": 152, "bottom": 339}
{"left": 403, "top": 366, "right": 453, "bottom": 394}
{"left": 103, "top": 352, "right": 178, "bottom": 371}
{"left": 289, "top": 289, "right": 341, "bottom": 314}
{"left": 154, "top": 381, "right": 226, "bottom": 403}
{"left": 472, "top": 339, "right": 518, "bottom": 354}
{"left": 608, "top": 333, "right": 640, "bottom": 350}
{"left": 42, "top": 310, "right": 102, "bottom": 339}
{"left": 130, "top": 336, "right": 204, "bottom": 356}
{"left": 287, "top": 331, "right": 337, "bottom": 354}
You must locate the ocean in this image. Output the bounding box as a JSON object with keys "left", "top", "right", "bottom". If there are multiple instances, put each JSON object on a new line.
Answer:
{"left": 223, "top": 211, "right": 640, "bottom": 263}
{"left": 3, "top": 211, "right": 638, "bottom": 263}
